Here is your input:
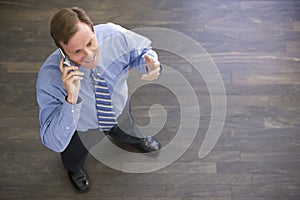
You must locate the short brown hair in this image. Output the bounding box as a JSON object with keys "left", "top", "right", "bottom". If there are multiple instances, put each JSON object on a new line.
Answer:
{"left": 50, "top": 7, "right": 94, "bottom": 48}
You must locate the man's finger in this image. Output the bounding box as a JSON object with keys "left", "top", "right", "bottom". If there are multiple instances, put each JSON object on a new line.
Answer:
{"left": 141, "top": 71, "right": 159, "bottom": 81}
{"left": 59, "top": 58, "right": 64, "bottom": 73}
{"left": 144, "top": 55, "right": 157, "bottom": 67}
{"left": 62, "top": 66, "right": 79, "bottom": 77}
{"left": 148, "top": 67, "right": 160, "bottom": 76}
{"left": 144, "top": 54, "right": 154, "bottom": 63}
{"left": 141, "top": 74, "right": 152, "bottom": 81}
{"left": 63, "top": 70, "right": 83, "bottom": 81}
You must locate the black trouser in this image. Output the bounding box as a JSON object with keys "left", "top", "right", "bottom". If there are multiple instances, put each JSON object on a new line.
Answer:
{"left": 61, "top": 102, "right": 144, "bottom": 173}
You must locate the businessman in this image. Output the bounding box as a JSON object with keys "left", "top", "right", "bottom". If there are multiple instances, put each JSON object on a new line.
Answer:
{"left": 36, "top": 7, "right": 161, "bottom": 192}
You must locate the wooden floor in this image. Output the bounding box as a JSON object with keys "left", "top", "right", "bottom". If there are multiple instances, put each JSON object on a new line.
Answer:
{"left": 1, "top": 0, "right": 300, "bottom": 199}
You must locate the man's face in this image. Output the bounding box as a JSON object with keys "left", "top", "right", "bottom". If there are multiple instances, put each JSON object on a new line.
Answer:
{"left": 60, "top": 22, "right": 100, "bottom": 69}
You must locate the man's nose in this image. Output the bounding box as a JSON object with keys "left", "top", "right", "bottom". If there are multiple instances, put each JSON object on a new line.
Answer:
{"left": 83, "top": 48, "right": 92, "bottom": 58}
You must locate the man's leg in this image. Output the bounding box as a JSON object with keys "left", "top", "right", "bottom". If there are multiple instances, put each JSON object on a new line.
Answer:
{"left": 61, "top": 131, "right": 90, "bottom": 192}
{"left": 107, "top": 100, "right": 142, "bottom": 144}
{"left": 61, "top": 131, "right": 88, "bottom": 172}
{"left": 107, "top": 100, "right": 161, "bottom": 152}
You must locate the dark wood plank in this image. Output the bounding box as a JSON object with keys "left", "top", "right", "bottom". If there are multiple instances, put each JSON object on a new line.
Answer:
{"left": 1, "top": 0, "right": 300, "bottom": 199}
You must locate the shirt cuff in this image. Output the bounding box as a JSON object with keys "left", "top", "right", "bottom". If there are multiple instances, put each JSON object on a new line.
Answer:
{"left": 61, "top": 96, "right": 82, "bottom": 133}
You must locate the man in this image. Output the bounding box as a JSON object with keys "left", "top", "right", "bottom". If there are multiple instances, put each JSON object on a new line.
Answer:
{"left": 36, "top": 7, "right": 161, "bottom": 193}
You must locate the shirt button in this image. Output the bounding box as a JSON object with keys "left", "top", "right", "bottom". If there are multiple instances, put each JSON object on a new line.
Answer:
{"left": 66, "top": 127, "right": 70, "bottom": 130}
{"left": 71, "top": 109, "right": 74, "bottom": 113}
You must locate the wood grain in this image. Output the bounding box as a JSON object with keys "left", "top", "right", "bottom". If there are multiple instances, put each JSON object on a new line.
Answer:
{"left": 0, "top": 0, "right": 300, "bottom": 199}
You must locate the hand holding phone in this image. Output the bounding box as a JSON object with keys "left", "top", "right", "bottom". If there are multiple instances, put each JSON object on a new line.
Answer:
{"left": 59, "top": 48, "right": 83, "bottom": 105}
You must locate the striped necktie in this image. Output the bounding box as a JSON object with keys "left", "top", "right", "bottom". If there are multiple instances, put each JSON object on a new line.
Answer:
{"left": 92, "top": 71, "right": 117, "bottom": 131}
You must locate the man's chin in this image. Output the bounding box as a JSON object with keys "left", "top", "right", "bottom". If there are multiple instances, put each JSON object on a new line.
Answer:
{"left": 81, "top": 59, "right": 99, "bottom": 69}
{"left": 82, "top": 65, "right": 97, "bottom": 69}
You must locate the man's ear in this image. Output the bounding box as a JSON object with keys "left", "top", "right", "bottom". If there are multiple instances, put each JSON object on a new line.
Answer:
{"left": 58, "top": 42, "right": 68, "bottom": 56}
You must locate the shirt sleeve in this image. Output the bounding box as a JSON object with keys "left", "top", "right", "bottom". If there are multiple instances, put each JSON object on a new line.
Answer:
{"left": 129, "top": 47, "right": 158, "bottom": 74}
{"left": 36, "top": 67, "right": 82, "bottom": 152}
{"left": 123, "top": 29, "right": 158, "bottom": 73}
{"left": 105, "top": 23, "right": 158, "bottom": 74}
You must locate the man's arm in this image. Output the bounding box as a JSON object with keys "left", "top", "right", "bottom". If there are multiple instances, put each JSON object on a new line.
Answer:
{"left": 36, "top": 59, "right": 82, "bottom": 152}
{"left": 128, "top": 45, "right": 161, "bottom": 81}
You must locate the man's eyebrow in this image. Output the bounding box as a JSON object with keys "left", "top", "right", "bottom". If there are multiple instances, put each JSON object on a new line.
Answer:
{"left": 87, "top": 38, "right": 93, "bottom": 44}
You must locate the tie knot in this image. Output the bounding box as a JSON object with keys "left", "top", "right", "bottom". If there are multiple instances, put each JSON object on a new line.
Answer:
{"left": 91, "top": 70, "right": 105, "bottom": 82}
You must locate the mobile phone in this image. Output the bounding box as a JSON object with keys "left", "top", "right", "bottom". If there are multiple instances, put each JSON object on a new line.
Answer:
{"left": 59, "top": 48, "right": 71, "bottom": 67}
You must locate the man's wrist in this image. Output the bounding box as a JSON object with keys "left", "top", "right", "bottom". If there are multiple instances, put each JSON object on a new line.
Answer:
{"left": 66, "top": 95, "right": 78, "bottom": 105}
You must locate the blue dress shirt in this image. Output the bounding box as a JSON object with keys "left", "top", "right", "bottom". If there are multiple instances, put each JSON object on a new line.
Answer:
{"left": 36, "top": 23, "right": 158, "bottom": 152}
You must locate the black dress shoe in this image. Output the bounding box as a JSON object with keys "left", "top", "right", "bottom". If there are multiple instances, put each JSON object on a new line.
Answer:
{"left": 135, "top": 136, "right": 161, "bottom": 153}
{"left": 68, "top": 169, "right": 90, "bottom": 193}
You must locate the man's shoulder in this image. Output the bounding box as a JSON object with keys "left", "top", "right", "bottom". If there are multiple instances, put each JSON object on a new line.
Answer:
{"left": 94, "top": 23, "right": 128, "bottom": 39}
{"left": 37, "top": 50, "right": 61, "bottom": 86}
{"left": 94, "top": 22, "right": 127, "bottom": 32}
{"left": 39, "top": 50, "right": 61, "bottom": 73}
